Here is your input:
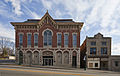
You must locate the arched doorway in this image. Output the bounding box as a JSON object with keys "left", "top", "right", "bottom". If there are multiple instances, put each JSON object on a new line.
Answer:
{"left": 72, "top": 51, "right": 77, "bottom": 67}
{"left": 56, "top": 51, "right": 62, "bottom": 65}
{"left": 63, "top": 51, "right": 69, "bottom": 64}
{"left": 43, "top": 51, "right": 53, "bottom": 66}
{"left": 27, "top": 51, "right": 32, "bottom": 65}
{"left": 33, "top": 51, "right": 39, "bottom": 64}
{"left": 19, "top": 51, "right": 23, "bottom": 64}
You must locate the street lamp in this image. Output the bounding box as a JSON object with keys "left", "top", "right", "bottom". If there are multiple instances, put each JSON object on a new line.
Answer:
{"left": 83, "top": 51, "right": 87, "bottom": 70}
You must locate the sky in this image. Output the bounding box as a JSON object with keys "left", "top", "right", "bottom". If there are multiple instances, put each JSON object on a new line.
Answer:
{"left": 0, "top": 0, "right": 120, "bottom": 55}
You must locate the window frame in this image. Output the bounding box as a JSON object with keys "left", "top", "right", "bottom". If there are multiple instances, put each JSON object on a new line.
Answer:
{"left": 90, "top": 47, "right": 96, "bottom": 55}
{"left": 34, "top": 33, "right": 38, "bottom": 47}
{"left": 64, "top": 33, "right": 69, "bottom": 47}
{"left": 57, "top": 33, "right": 62, "bottom": 47}
{"left": 72, "top": 33, "right": 77, "bottom": 47}
{"left": 27, "top": 33, "right": 32, "bottom": 47}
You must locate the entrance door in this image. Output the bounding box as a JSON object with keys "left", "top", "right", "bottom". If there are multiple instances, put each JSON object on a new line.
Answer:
{"left": 72, "top": 56, "right": 77, "bottom": 67}
{"left": 43, "top": 56, "right": 53, "bottom": 66}
{"left": 72, "top": 51, "right": 77, "bottom": 67}
{"left": 19, "top": 51, "right": 23, "bottom": 64}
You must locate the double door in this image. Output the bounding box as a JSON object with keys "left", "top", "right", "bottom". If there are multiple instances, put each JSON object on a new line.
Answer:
{"left": 43, "top": 56, "right": 53, "bottom": 66}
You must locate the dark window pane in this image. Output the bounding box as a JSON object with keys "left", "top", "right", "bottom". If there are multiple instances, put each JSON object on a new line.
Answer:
{"left": 102, "top": 42, "right": 107, "bottom": 46}
{"left": 115, "top": 61, "right": 118, "bottom": 67}
{"left": 91, "top": 42, "right": 96, "bottom": 46}
{"left": 44, "top": 30, "right": 52, "bottom": 46}
{"left": 95, "top": 63, "right": 98, "bottom": 67}
{"left": 73, "top": 34, "right": 77, "bottom": 47}
{"left": 101, "top": 48, "right": 107, "bottom": 55}
{"left": 90, "top": 48, "right": 96, "bottom": 55}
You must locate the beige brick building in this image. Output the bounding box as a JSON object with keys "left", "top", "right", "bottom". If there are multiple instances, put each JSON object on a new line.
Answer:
{"left": 80, "top": 33, "right": 111, "bottom": 70}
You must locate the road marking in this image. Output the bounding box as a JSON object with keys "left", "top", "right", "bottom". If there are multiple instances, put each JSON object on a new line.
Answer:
{"left": 0, "top": 68, "right": 96, "bottom": 76}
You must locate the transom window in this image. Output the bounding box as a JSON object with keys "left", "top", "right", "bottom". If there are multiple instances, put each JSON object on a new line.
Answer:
{"left": 73, "top": 34, "right": 77, "bottom": 47}
{"left": 19, "top": 34, "right": 23, "bottom": 46}
{"left": 44, "top": 30, "right": 52, "bottom": 46}
{"left": 57, "top": 33, "right": 62, "bottom": 46}
{"left": 64, "top": 34, "right": 68, "bottom": 47}
{"left": 27, "top": 34, "right": 31, "bottom": 46}
{"left": 90, "top": 48, "right": 96, "bottom": 55}
{"left": 34, "top": 34, "right": 38, "bottom": 46}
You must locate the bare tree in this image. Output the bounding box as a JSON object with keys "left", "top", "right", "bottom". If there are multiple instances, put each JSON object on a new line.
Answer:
{"left": 0, "top": 37, "right": 15, "bottom": 57}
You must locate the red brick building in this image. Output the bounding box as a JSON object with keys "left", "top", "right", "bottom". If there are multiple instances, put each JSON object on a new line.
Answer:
{"left": 11, "top": 11, "right": 84, "bottom": 68}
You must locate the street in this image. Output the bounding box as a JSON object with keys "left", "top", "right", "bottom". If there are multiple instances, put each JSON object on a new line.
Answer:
{"left": 0, "top": 65, "right": 119, "bottom": 76}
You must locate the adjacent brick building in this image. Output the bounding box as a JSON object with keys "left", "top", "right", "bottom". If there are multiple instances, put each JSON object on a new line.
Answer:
{"left": 11, "top": 11, "right": 84, "bottom": 68}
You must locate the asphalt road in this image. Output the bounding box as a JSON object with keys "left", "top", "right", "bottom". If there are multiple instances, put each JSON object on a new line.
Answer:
{"left": 0, "top": 65, "right": 119, "bottom": 76}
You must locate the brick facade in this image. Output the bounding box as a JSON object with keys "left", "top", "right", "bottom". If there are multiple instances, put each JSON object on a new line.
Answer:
{"left": 11, "top": 11, "right": 83, "bottom": 68}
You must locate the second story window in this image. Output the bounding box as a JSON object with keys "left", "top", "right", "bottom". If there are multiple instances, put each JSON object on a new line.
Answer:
{"left": 102, "top": 42, "right": 107, "bottom": 46}
{"left": 91, "top": 42, "right": 96, "bottom": 46}
{"left": 101, "top": 47, "right": 107, "bottom": 55}
{"left": 73, "top": 34, "right": 77, "bottom": 47}
{"left": 44, "top": 30, "right": 52, "bottom": 46}
{"left": 57, "top": 33, "right": 62, "bottom": 46}
{"left": 34, "top": 34, "right": 38, "bottom": 46}
{"left": 27, "top": 34, "right": 31, "bottom": 46}
{"left": 90, "top": 48, "right": 96, "bottom": 55}
{"left": 19, "top": 34, "right": 23, "bottom": 46}
{"left": 64, "top": 33, "right": 68, "bottom": 47}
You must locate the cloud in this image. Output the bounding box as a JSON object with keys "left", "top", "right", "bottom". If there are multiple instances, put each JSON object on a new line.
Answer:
{"left": 0, "top": 23, "right": 15, "bottom": 40}
{"left": 44, "top": 0, "right": 120, "bottom": 55}
{"left": 22, "top": 3, "right": 41, "bottom": 18}
{"left": 0, "top": 0, "right": 120, "bottom": 55}
{"left": 41, "top": 0, "right": 52, "bottom": 10}
{"left": 5, "top": 0, "right": 24, "bottom": 16}
{"left": 112, "top": 43, "right": 120, "bottom": 55}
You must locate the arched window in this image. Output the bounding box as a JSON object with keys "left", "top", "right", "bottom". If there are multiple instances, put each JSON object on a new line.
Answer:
{"left": 44, "top": 30, "right": 52, "bottom": 46}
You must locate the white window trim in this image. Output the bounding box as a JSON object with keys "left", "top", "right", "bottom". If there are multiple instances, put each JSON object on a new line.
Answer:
{"left": 42, "top": 28, "right": 53, "bottom": 36}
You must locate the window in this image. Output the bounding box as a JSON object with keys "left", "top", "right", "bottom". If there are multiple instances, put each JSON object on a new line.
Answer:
{"left": 73, "top": 34, "right": 77, "bottom": 47}
{"left": 102, "top": 42, "right": 106, "bottom": 46}
{"left": 64, "top": 34, "right": 68, "bottom": 47}
{"left": 44, "top": 30, "right": 52, "bottom": 46}
{"left": 57, "top": 33, "right": 62, "bottom": 46}
{"left": 101, "top": 48, "right": 107, "bottom": 55}
{"left": 115, "top": 61, "right": 118, "bottom": 67}
{"left": 19, "top": 34, "right": 23, "bottom": 46}
{"left": 89, "top": 63, "right": 93, "bottom": 68}
{"left": 90, "top": 48, "right": 96, "bottom": 54}
{"left": 27, "top": 34, "right": 31, "bottom": 46}
{"left": 91, "top": 42, "right": 96, "bottom": 46}
{"left": 34, "top": 34, "right": 38, "bottom": 46}
{"left": 95, "top": 63, "right": 98, "bottom": 67}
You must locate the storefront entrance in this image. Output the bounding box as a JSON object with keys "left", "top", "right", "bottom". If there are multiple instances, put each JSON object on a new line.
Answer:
{"left": 43, "top": 56, "right": 53, "bottom": 66}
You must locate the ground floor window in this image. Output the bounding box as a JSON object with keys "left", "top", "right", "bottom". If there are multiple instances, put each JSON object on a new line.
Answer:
{"left": 89, "top": 63, "right": 93, "bottom": 68}
{"left": 95, "top": 63, "right": 98, "bottom": 67}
